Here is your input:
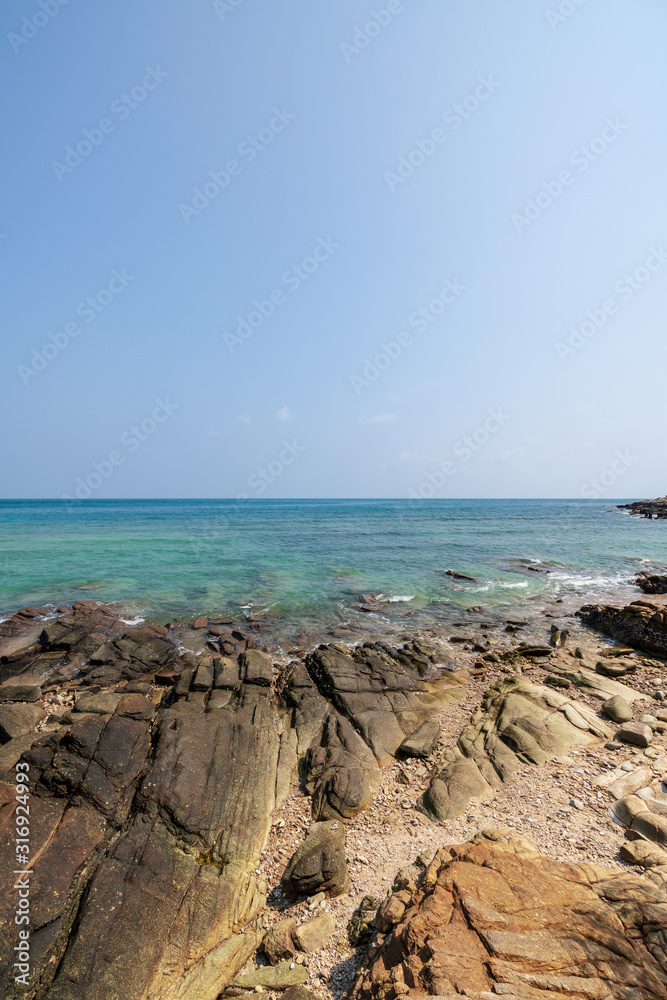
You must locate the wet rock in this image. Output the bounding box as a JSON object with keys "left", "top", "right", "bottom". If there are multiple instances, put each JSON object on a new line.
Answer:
{"left": 617, "top": 721, "right": 653, "bottom": 747}
{"left": 398, "top": 720, "right": 440, "bottom": 758}
{"left": 262, "top": 917, "right": 297, "bottom": 965}
{"left": 0, "top": 702, "right": 44, "bottom": 743}
{"left": 601, "top": 694, "right": 632, "bottom": 722}
{"left": 282, "top": 820, "right": 350, "bottom": 900}
{"left": 193, "top": 616, "right": 208, "bottom": 629}
{"left": 636, "top": 572, "right": 667, "bottom": 594}
{"left": 444, "top": 569, "right": 479, "bottom": 581}
{"left": 294, "top": 912, "right": 335, "bottom": 952}
{"left": 353, "top": 831, "right": 667, "bottom": 1000}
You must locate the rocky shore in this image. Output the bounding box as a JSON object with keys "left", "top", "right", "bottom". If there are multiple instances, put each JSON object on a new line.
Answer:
{"left": 1, "top": 586, "right": 667, "bottom": 1000}
{"left": 618, "top": 495, "right": 667, "bottom": 518}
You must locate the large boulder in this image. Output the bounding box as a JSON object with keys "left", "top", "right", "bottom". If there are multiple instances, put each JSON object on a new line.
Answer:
{"left": 282, "top": 820, "right": 350, "bottom": 900}
{"left": 353, "top": 830, "right": 667, "bottom": 1000}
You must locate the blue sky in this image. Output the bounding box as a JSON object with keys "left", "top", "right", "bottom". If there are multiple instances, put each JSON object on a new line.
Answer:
{"left": 2, "top": 0, "right": 666, "bottom": 499}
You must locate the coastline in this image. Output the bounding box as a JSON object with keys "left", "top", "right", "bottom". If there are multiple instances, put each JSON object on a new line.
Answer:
{"left": 1, "top": 583, "right": 667, "bottom": 998}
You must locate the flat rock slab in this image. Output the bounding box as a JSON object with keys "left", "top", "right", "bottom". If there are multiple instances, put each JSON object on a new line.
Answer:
{"left": 228, "top": 960, "right": 308, "bottom": 991}
{"left": 0, "top": 703, "right": 44, "bottom": 743}
{"left": 0, "top": 685, "right": 42, "bottom": 703}
{"left": 399, "top": 720, "right": 440, "bottom": 758}
{"left": 353, "top": 830, "right": 667, "bottom": 1000}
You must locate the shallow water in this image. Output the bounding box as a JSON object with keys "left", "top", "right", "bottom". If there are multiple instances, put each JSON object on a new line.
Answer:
{"left": 1, "top": 499, "right": 665, "bottom": 638}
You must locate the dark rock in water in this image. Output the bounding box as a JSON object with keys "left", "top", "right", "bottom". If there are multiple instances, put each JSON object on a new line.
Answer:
{"left": 618, "top": 495, "right": 667, "bottom": 518}
{"left": 282, "top": 820, "right": 350, "bottom": 900}
{"left": 578, "top": 600, "right": 667, "bottom": 657}
{"left": 636, "top": 572, "right": 667, "bottom": 594}
{"left": 398, "top": 720, "right": 440, "bottom": 758}
{"left": 444, "top": 569, "right": 479, "bottom": 581}
{"left": 193, "top": 616, "right": 208, "bottom": 629}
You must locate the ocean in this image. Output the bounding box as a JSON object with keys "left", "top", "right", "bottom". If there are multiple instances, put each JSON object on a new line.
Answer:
{"left": 1, "top": 499, "right": 666, "bottom": 642}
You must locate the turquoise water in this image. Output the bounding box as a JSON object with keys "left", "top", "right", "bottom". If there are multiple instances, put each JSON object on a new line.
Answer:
{"left": 1, "top": 500, "right": 666, "bottom": 631}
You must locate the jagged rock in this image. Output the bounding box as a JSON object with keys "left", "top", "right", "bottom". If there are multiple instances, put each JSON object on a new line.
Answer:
{"left": 294, "top": 912, "right": 335, "bottom": 952}
{"left": 262, "top": 917, "right": 297, "bottom": 965}
{"left": 419, "top": 678, "right": 608, "bottom": 822}
{"left": 282, "top": 820, "right": 350, "bottom": 900}
{"left": 353, "top": 830, "right": 667, "bottom": 1000}
{"left": 305, "top": 715, "right": 376, "bottom": 822}
{"left": 398, "top": 720, "right": 440, "bottom": 758}
{"left": 619, "top": 495, "right": 667, "bottom": 518}
{"left": 601, "top": 694, "right": 632, "bottom": 721}
{"left": 617, "top": 721, "right": 653, "bottom": 747}
{"left": 637, "top": 573, "right": 667, "bottom": 594}
{"left": 227, "top": 960, "right": 308, "bottom": 991}
{"left": 0, "top": 703, "right": 44, "bottom": 743}
{"left": 374, "top": 890, "right": 412, "bottom": 932}
{"left": 578, "top": 599, "right": 667, "bottom": 657}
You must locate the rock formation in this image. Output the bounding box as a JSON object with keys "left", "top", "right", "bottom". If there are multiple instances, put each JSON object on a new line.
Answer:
{"left": 578, "top": 600, "right": 667, "bottom": 657}
{"left": 353, "top": 829, "right": 667, "bottom": 1000}
{"left": 618, "top": 495, "right": 667, "bottom": 518}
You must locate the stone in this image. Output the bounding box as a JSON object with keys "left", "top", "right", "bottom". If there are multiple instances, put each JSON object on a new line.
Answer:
{"left": 398, "top": 720, "right": 440, "bottom": 758}
{"left": 596, "top": 659, "right": 636, "bottom": 677}
{"left": 0, "top": 684, "right": 42, "bottom": 703}
{"left": 374, "top": 891, "right": 411, "bottom": 932}
{"left": 193, "top": 616, "right": 208, "bottom": 629}
{"left": 419, "top": 678, "right": 603, "bottom": 822}
{"left": 262, "top": 917, "right": 297, "bottom": 965}
{"left": 620, "top": 839, "right": 667, "bottom": 868}
{"left": 0, "top": 703, "right": 44, "bottom": 743}
{"left": 617, "top": 722, "right": 653, "bottom": 747}
{"left": 282, "top": 820, "right": 350, "bottom": 900}
{"left": 214, "top": 656, "right": 241, "bottom": 689}
{"left": 241, "top": 649, "right": 273, "bottom": 686}
{"left": 348, "top": 896, "right": 378, "bottom": 945}
{"left": 636, "top": 573, "right": 667, "bottom": 594}
{"left": 578, "top": 600, "right": 667, "bottom": 658}
{"left": 282, "top": 987, "right": 319, "bottom": 1000}
{"left": 601, "top": 695, "right": 632, "bottom": 722}
{"left": 191, "top": 658, "right": 214, "bottom": 691}
{"left": 294, "top": 913, "right": 335, "bottom": 953}
{"left": 74, "top": 692, "right": 123, "bottom": 715}
{"left": 228, "top": 960, "right": 308, "bottom": 991}
{"left": 352, "top": 831, "right": 667, "bottom": 1000}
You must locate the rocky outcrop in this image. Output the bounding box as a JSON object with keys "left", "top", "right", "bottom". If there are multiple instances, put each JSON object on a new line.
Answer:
{"left": 418, "top": 677, "right": 610, "bottom": 822}
{"left": 353, "top": 829, "right": 667, "bottom": 1000}
{"left": 578, "top": 600, "right": 667, "bottom": 657}
{"left": 637, "top": 573, "right": 667, "bottom": 595}
{"left": 0, "top": 603, "right": 465, "bottom": 999}
{"left": 619, "top": 495, "right": 667, "bottom": 518}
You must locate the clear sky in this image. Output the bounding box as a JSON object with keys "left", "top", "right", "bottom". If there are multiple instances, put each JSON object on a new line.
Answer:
{"left": 2, "top": 0, "right": 666, "bottom": 500}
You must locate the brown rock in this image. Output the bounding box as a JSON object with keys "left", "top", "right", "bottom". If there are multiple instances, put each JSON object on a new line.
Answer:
{"left": 294, "top": 912, "right": 335, "bottom": 953}
{"left": 282, "top": 820, "right": 350, "bottom": 900}
{"left": 617, "top": 721, "right": 653, "bottom": 747}
{"left": 262, "top": 917, "right": 297, "bottom": 965}
{"left": 193, "top": 616, "right": 208, "bottom": 629}
{"left": 353, "top": 831, "right": 667, "bottom": 1000}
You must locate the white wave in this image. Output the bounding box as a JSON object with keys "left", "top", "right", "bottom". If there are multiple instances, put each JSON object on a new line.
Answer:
{"left": 119, "top": 616, "right": 145, "bottom": 625}
{"left": 495, "top": 581, "right": 529, "bottom": 589}
{"left": 386, "top": 595, "right": 414, "bottom": 602}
